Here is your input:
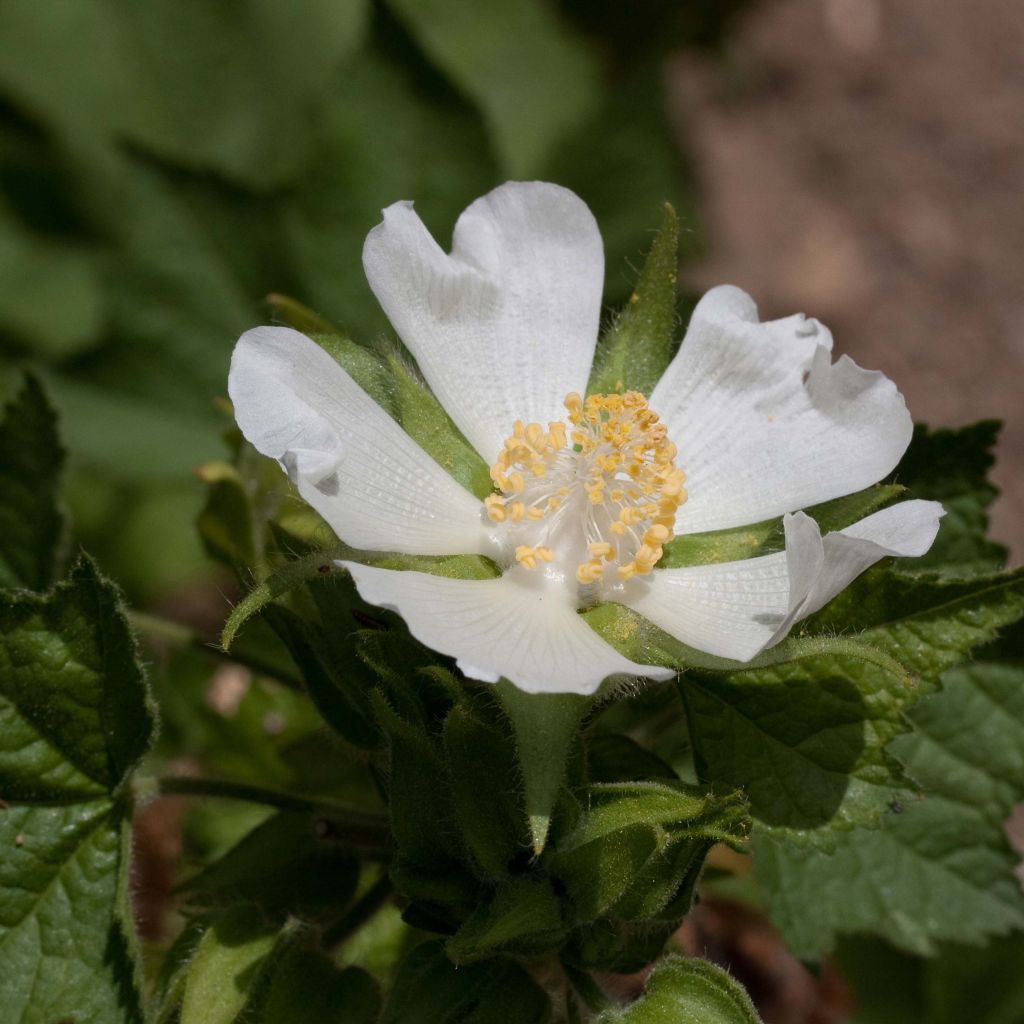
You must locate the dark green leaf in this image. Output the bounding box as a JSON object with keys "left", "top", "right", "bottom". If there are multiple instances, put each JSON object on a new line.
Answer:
{"left": 446, "top": 877, "right": 565, "bottom": 963}
{"left": 596, "top": 955, "right": 762, "bottom": 1023}
{"left": 179, "top": 810, "right": 359, "bottom": 917}
{"left": 589, "top": 202, "right": 679, "bottom": 397}
{"left": 893, "top": 421, "right": 1006, "bottom": 574}
{"left": 382, "top": 940, "right": 549, "bottom": 1024}
{"left": 0, "top": 374, "right": 64, "bottom": 590}
{"left": 586, "top": 734, "right": 678, "bottom": 783}
{"left": 0, "top": 557, "right": 155, "bottom": 1022}
{"left": 757, "top": 662, "right": 1024, "bottom": 957}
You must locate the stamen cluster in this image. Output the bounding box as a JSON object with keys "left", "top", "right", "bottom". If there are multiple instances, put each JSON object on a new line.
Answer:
{"left": 486, "top": 391, "right": 687, "bottom": 585}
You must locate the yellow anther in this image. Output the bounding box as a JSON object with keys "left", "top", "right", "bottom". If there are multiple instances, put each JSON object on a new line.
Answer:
{"left": 515, "top": 545, "right": 538, "bottom": 569}
{"left": 527, "top": 506, "right": 545, "bottom": 521}
{"left": 644, "top": 524, "right": 671, "bottom": 546}
{"left": 536, "top": 547, "right": 555, "bottom": 563}
{"left": 509, "top": 501, "right": 526, "bottom": 523}
{"left": 508, "top": 471, "right": 525, "bottom": 494}
{"left": 484, "top": 494, "right": 507, "bottom": 522}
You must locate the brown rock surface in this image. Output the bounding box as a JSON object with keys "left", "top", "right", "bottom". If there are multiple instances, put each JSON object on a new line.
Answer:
{"left": 670, "top": 0, "right": 1024, "bottom": 561}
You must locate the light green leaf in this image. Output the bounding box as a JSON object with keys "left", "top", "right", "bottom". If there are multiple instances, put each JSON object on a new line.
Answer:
{"left": 756, "top": 662, "right": 1024, "bottom": 957}
{"left": 180, "top": 906, "right": 281, "bottom": 1024}
{"left": 0, "top": 375, "right": 64, "bottom": 590}
{"left": 589, "top": 202, "right": 679, "bottom": 397}
{"left": 381, "top": 0, "right": 599, "bottom": 177}
{"left": 0, "top": 557, "right": 155, "bottom": 1023}
{"left": 597, "top": 955, "right": 762, "bottom": 1023}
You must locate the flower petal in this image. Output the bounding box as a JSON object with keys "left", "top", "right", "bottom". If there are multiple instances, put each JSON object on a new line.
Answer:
{"left": 622, "top": 500, "right": 943, "bottom": 662}
{"left": 650, "top": 285, "right": 913, "bottom": 532}
{"left": 362, "top": 182, "right": 603, "bottom": 463}
{"left": 229, "top": 326, "right": 489, "bottom": 556}
{"left": 341, "top": 562, "right": 674, "bottom": 695}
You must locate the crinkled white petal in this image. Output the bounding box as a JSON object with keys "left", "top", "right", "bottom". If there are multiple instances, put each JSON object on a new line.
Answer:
{"left": 341, "top": 562, "right": 674, "bottom": 695}
{"left": 621, "top": 499, "right": 944, "bottom": 662}
{"left": 362, "top": 182, "right": 603, "bottom": 463}
{"left": 229, "top": 326, "right": 488, "bottom": 556}
{"left": 650, "top": 285, "right": 913, "bottom": 532}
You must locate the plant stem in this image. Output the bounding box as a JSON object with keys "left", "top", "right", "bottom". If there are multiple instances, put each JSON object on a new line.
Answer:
{"left": 322, "top": 873, "right": 393, "bottom": 950}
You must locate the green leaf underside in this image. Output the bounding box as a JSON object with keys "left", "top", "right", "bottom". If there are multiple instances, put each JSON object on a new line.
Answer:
{"left": 0, "top": 557, "right": 155, "bottom": 1023}
{"left": 756, "top": 662, "right": 1024, "bottom": 958}
{"left": 0, "top": 375, "right": 65, "bottom": 591}
{"left": 597, "top": 955, "right": 763, "bottom": 1023}
{"left": 589, "top": 202, "right": 679, "bottom": 398}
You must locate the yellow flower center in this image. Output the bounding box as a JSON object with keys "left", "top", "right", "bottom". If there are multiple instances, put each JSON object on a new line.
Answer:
{"left": 485, "top": 391, "right": 687, "bottom": 584}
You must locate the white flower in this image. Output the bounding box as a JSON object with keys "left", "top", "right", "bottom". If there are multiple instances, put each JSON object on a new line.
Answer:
{"left": 229, "top": 182, "right": 943, "bottom": 696}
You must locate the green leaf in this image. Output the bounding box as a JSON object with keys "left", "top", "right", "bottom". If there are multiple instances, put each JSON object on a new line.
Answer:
{"left": 444, "top": 704, "right": 528, "bottom": 880}
{"left": 179, "top": 810, "right": 359, "bottom": 917}
{"left": 0, "top": 374, "right": 64, "bottom": 590}
{"left": 892, "top": 421, "right": 1007, "bottom": 574}
{"left": 382, "top": 940, "right": 549, "bottom": 1023}
{"left": 0, "top": 557, "right": 155, "bottom": 1023}
{"left": 447, "top": 876, "right": 565, "bottom": 963}
{"left": 381, "top": 0, "right": 599, "bottom": 177}
{"left": 589, "top": 202, "right": 679, "bottom": 397}
{"left": 597, "top": 955, "right": 762, "bottom": 1023}
{"left": 495, "top": 682, "right": 590, "bottom": 854}
{"left": 756, "top": 662, "right": 1024, "bottom": 957}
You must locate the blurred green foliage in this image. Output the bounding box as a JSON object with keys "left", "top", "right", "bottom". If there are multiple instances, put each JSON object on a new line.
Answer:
{"left": 0, "top": 0, "right": 750, "bottom": 601}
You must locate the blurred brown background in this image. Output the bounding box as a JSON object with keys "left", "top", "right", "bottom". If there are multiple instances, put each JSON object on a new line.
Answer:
{"left": 670, "top": 0, "right": 1023, "bottom": 562}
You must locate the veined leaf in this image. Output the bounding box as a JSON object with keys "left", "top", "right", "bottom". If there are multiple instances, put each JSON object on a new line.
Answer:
{"left": 757, "top": 662, "right": 1024, "bottom": 957}
{"left": 0, "top": 557, "right": 155, "bottom": 1023}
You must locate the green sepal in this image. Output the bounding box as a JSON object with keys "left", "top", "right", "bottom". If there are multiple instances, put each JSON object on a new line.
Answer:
{"left": 495, "top": 681, "right": 590, "bottom": 854}
{"left": 446, "top": 876, "right": 566, "bottom": 964}
{"left": 550, "top": 781, "right": 749, "bottom": 923}
{"left": 589, "top": 202, "right": 679, "bottom": 397}
{"left": 0, "top": 373, "right": 65, "bottom": 591}
{"left": 595, "top": 955, "right": 762, "bottom": 1023}
{"left": 382, "top": 940, "right": 550, "bottom": 1023}
{"left": 444, "top": 703, "right": 529, "bottom": 880}
{"left": 371, "top": 691, "right": 460, "bottom": 870}
{"left": 660, "top": 482, "right": 904, "bottom": 569}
